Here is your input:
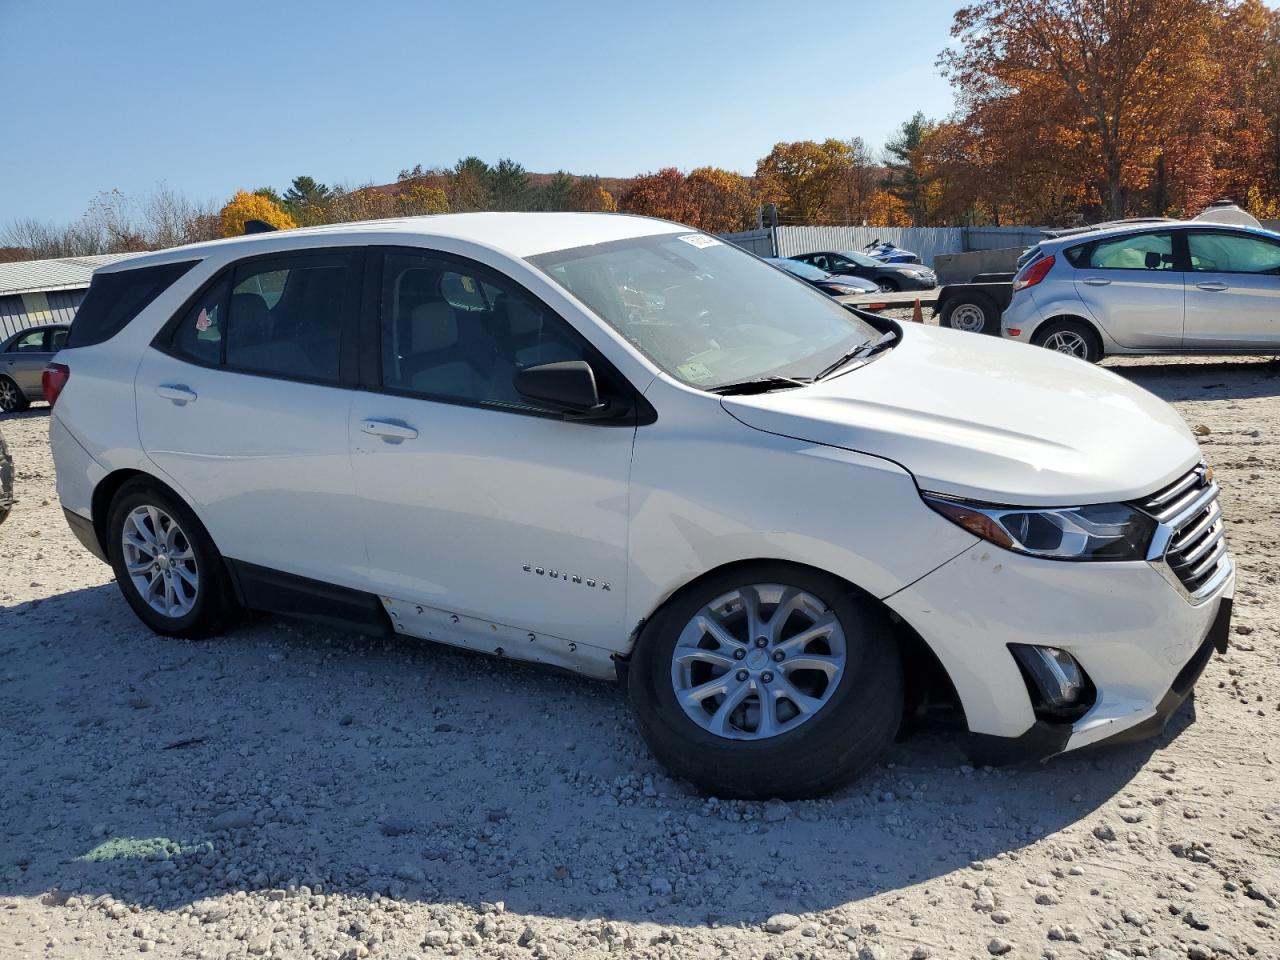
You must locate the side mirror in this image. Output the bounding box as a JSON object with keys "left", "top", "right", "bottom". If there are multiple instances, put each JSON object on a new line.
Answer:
{"left": 514, "top": 361, "right": 608, "bottom": 417}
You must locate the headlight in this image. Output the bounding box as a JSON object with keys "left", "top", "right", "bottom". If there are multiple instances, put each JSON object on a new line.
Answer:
{"left": 922, "top": 493, "right": 1156, "bottom": 561}
{"left": 901, "top": 270, "right": 923, "bottom": 278}
{"left": 829, "top": 285, "right": 862, "bottom": 295}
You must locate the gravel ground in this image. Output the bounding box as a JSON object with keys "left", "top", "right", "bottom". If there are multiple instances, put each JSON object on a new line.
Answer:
{"left": 1, "top": 348, "right": 1278, "bottom": 960}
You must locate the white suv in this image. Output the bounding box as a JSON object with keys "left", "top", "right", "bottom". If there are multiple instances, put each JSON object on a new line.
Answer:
{"left": 48, "top": 213, "right": 1234, "bottom": 798}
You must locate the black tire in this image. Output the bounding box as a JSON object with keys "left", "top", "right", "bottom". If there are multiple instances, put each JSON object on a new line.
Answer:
{"left": 0, "top": 376, "right": 30, "bottom": 413}
{"left": 106, "top": 478, "right": 241, "bottom": 638}
{"left": 1032, "top": 318, "right": 1103, "bottom": 363}
{"left": 876, "top": 278, "right": 901, "bottom": 293}
{"left": 628, "top": 563, "right": 903, "bottom": 800}
{"left": 941, "top": 296, "right": 998, "bottom": 335}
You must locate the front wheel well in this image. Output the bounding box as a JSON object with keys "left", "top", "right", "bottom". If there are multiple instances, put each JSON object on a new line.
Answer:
{"left": 625, "top": 558, "right": 965, "bottom": 724}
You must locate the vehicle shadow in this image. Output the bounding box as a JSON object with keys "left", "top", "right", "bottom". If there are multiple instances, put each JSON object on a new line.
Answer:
{"left": 0, "top": 405, "right": 51, "bottom": 423}
{"left": 1, "top": 584, "right": 1183, "bottom": 927}
{"left": 1106, "top": 356, "right": 1280, "bottom": 402}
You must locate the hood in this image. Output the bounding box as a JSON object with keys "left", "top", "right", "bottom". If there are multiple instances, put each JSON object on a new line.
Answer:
{"left": 823, "top": 276, "right": 879, "bottom": 293}
{"left": 721, "top": 324, "right": 1200, "bottom": 506}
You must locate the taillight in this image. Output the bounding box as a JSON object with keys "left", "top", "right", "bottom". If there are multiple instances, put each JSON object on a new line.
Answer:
{"left": 1013, "top": 254, "right": 1055, "bottom": 292}
{"left": 42, "top": 363, "right": 70, "bottom": 406}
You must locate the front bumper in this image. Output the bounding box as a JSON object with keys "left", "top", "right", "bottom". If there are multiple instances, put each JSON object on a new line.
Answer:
{"left": 885, "top": 541, "right": 1235, "bottom": 762}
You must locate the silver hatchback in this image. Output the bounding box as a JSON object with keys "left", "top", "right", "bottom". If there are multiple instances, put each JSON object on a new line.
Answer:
{"left": 0, "top": 324, "right": 69, "bottom": 411}
{"left": 1001, "top": 223, "right": 1280, "bottom": 362}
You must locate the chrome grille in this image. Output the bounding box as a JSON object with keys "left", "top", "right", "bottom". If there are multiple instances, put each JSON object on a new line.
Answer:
{"left": 1134, "top": 463, "right": 1228, "bottom": 596}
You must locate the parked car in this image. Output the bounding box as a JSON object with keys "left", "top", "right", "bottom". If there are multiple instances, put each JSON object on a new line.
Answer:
{"left": 0, "top": 425, "right": 11, "bottom": 524}
{"left": 1, "top": 323, "right": 70, "bottom": 412}
{"left": 48, "top": 213, "right": 1232, "bottom": 799}
{"left": 765, "top": 257, "right": 879, "bottom": 298}
{"left": 790, "top": 250, "right": 937, "bottom": 292}
{"left": 1003, "top": 222, "right": 1280, "bottom": 362}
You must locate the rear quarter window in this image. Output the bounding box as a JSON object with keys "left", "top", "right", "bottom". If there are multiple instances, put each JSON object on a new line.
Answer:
{"left": 67, "top": 260, "right": 198, "bottom": 348}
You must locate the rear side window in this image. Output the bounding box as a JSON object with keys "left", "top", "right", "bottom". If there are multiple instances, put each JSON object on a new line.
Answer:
{"left": 171, "top": 277, "right": 229, "bottom": 366}
{"left": 1081, "top": 232, "right": 1175, "bottom": 271}
{"left": 67, "top": 261, "right": 198, "bottom": 348}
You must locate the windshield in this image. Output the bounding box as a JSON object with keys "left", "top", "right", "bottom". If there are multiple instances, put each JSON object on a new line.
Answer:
{"left": 530, "top": 233, "right": 878, "bottom": 389}
{"left": 838, "top": 251, "right": 883, "bottom": 268}
{"left": 768, "top": 258, "right": 828, "bottom": 281}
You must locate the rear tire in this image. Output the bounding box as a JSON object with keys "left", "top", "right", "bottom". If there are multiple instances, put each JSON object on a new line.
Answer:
{"left": 1032, "top": 319, "right": 1102, "bottom": 363}
{"left": 628, "top": 563, "right": 903, "bottom": 799}
{"left": 941, "top": 296, "right": 998, "bottom": 335}
{"left": 0, "top": 376, "right": 29, "bottom": 413}
{"left": 106, "top": 478, "right": 241, "bottom": 638}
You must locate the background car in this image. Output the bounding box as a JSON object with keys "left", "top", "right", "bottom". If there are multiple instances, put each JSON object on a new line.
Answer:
{"left": 790, "top": 250, "right": 937, "bottom": 292}
{"left": 1002, "top": 222, "right": 1280, "bottom": 362}
{"left": 0, "top": 425, "right": 11, "bottom": 524}
{"left": 765, "top": 257, "right": 879, "bottom": 297}
{"left": 0, "top": 323, "right": 69, "bottom": 412}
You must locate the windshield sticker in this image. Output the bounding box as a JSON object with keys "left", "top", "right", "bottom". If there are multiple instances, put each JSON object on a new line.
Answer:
{"left": 677, "top": 234, "right": 721, "bottom": 249}
{"left": 676, "top": 361, "right": 714, "bottom": 383}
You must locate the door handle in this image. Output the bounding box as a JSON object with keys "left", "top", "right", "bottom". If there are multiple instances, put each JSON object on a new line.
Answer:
{"left": 360, "top": 418, "right": 418, "bottom": 441}
{"left": 155, "top": 384, "right": 197, "bottom": 404}
{"left": 1195, "top": 281, "right": 1229, "bottom": 292}
{"left": 1081, "top": 277, "right": 1111, "bottom": 286}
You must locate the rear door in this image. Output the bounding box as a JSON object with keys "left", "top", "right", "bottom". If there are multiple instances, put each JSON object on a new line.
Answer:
{"left": 1183, "top": 230, "right": 1280, "bottom": 349}
{"left": 3, "top": 327, "right": 55, "bottom": 396}
{"left": 1073, "top": 231, "right": 1184, "bottom": 349}
{"left": 136, "top": 250, "right": 367, "bottom": 588}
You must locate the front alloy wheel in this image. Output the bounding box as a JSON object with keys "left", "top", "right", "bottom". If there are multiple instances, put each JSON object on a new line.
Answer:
{"left": 628, "top": 563, "right": 903, "bottom": 799}
{"left": 0, "top": 377, "right": 28, "bottom": 413}
{"left": 671, "top": 584, "right": 846, "bottom": 740}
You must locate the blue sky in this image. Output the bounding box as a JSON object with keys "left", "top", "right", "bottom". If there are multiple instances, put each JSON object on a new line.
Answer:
{"left": 2, "top": 0, "right": 961, "bottom": 223}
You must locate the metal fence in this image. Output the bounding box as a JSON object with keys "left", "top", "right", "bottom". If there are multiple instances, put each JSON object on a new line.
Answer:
{"left": 772, "top": 226, "right": 967, "bottom": 265}
{"left": 0, "top": 289, "right": 85, "bottom": 340}
{"left": 719, "top": 228, "right": 775, "bottom": 257}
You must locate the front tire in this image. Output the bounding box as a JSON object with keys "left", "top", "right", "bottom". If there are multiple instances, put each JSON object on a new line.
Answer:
{"left": 0, "top": 376, "right": 29, "bottom": 413}
{"left": 106, "top": 478, "right": 241, "bottom": 638}
{"left": 1033, "top": 319, "right": 1102, "bottom": 363}
{"left": 876, "top": 278, "right": 901, "bottom": 293}
{"left": 628, "top": 564, "right": 903, "bottom": 799}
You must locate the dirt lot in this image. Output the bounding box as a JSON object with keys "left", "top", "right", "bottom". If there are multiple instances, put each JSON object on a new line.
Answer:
{"left": 1, "top": 353, "right": 1278, "bottom": 960}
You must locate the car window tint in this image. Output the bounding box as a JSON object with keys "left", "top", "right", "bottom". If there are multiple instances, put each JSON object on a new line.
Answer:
{"left": 9, "top": 330, "right": 47, "bottom": 353}
{"left": 49, "top": 328, "right": 69, "bottom": 351}
{"left": 66, "top": 261, "right": 198, "bottom": 348}
{"left": 1086, "top": 232, "right": 1176, "bottom": 270}
{"left": 380, "top": 252, "right": 590, "bottom": 411}
{"left": 171, "top": 278, "right": 229, "bottom": 366}
{"left": 1188, "top": 232, "right": 1280, "bottom": 274}
{"left": 225, "top": 256, "right": 350, "bottom": 382}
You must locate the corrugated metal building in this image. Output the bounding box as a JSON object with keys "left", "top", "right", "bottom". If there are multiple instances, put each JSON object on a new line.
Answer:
{"left": 0, "top": 253, "right": 138, "bottom": 339}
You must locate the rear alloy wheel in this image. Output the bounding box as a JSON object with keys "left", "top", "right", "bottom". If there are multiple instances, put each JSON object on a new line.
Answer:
{"left": 107, "top": 478, "right": 241, "bottom": 638}
{"left": 942, "top": 298, "right": 997, "bottom": 335}
{"left": 629, "top": 563, "right": 903, "bottom": 799}
{"left": 1033, "top": 319, "right": 1102, "bottom": 363}
{"left": 0, "top": 377, "right": 29, "bottom": 413}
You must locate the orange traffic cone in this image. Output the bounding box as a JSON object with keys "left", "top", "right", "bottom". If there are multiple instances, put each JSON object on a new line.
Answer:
{"left": 912, "top": 298, "right": 924, "bottom": 323}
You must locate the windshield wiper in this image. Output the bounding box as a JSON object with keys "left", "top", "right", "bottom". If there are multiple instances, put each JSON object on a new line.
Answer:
{"left": 709, "top": 375, "right": 812, "bottom": 396}
{"left": 814, "top": 330, "right": 899, "bottom": 381}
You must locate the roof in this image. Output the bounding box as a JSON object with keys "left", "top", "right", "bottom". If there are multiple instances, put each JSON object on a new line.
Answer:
{"left": 0, "top": 252, "right": 140, "bottom": 298}
{"left": 1040, "top": 218, "right": 1280, "bottom": 250}
{"left": 98, "top": 213, "right": 690, "bottom": 274}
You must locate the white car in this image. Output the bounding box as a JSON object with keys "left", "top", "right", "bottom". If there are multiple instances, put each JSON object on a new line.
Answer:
{"left": 47, "top": 213, "right": 1233, "bottom": 799}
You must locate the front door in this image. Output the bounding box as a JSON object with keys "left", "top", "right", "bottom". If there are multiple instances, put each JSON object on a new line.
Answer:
{"left": 348, "top": 248, "right": 634, "bottom": 663}
{"left": 135, "top": 250, "right": 367, "bottom": 588}
{"left": 1183, "top": 229, "right": 1280, "bottom": 350}
{"left": 1073, "top": 230, "right": 1185, "bottom": 349}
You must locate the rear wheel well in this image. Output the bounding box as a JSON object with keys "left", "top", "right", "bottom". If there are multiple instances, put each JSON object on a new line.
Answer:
{"left": 91, "top": 469, "right": 162, "bottom": 555}
{"left": 627, "top": 558, "right": 964, "bottom": 724}
{"left": 1034, "top": 314, "right": 1101, "bottom": 345}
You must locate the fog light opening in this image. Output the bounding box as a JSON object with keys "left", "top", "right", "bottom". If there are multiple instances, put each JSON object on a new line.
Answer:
{"left": 1009, "top": 644, "right": 1096, "bottom": 722}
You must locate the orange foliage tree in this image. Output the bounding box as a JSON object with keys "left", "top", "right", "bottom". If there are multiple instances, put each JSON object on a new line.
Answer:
{"left": 218, "top": 191, "right": 296, "bottom": 237}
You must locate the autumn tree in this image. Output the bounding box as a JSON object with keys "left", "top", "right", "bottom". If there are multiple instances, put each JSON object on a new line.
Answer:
{"left": 680, "top": 167, "right": 756, "bottom": 232}
{"left": 324, "top": 185, "right": 396, "bottom": 223}
{"left": 218, "top": 191, "right": 296, "bottom": 237}
{"left": 755, "top": 140, "right": 879, "bottom": 224}
{"left": 394, "top": 183, "right": 450, "bottom": 216}
{"left": 448, "top": 156, "right": 494, "bottom": 211}
{"left": 882, "top": 113, "right": 938, "bottom": 224}
{"left": 944, "top": 0, "right": 1225, "bottom": 219}
{"left": 619, "top": 168, "right": 689, "bottom": 221}
{"left": 567, "top": 175, "right": 617, "bottom": 212}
